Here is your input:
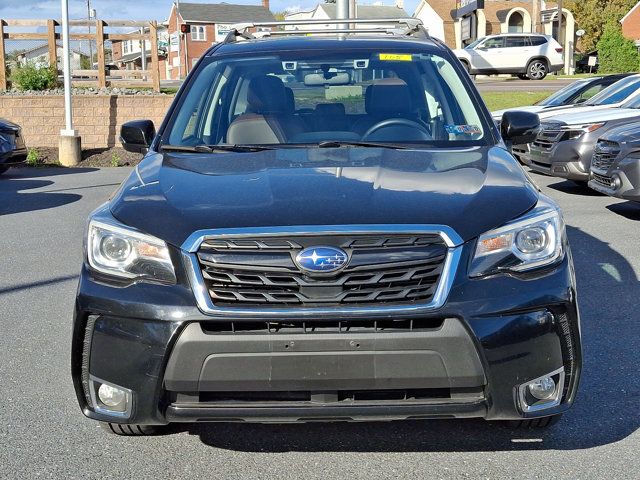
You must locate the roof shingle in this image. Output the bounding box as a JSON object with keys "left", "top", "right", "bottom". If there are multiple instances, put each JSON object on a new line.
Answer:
{"left": 177, "top": 2, "right": 275, "bottom": 23}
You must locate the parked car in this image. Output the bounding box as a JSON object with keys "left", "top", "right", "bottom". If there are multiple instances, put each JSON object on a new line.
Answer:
{"left": 71, "top": 19, "right": 581, "bottom": 435}
{"left": 528, "top": 95, "right": 640, "bottom": 183}
{"left": 589, "top": 121, "right": 640, "bottom": 202}
{"left": 508, "top": 74, "right": 640, "bottom": 164}
{"left": 0, "top": 119, "right": 27, "bottom": 175}
{"left": 454, "top": 34, "right": 564, "bottom": 80}
{"left": 492, "top": 74, "right": 632, "bottom": 121}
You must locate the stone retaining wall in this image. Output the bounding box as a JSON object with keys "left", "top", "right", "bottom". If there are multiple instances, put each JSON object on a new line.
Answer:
{"left": 0, "top": 95, "right": 175, "bottom": 149}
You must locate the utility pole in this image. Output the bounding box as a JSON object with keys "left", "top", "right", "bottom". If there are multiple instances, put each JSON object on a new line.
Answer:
{"left": 556, "top": 0, "right": 563, "bottom": 43}
{"left": 175, "top": 0, "right": 182, "bottom": 79}
{"left": 532, "top": 0, "right": 539, "bottom": 33}
{"left": 336, "top": 0, "right": 348, "bottom": 30}
{"left": 59, "top": 0, "right": 81, "bottom": 166}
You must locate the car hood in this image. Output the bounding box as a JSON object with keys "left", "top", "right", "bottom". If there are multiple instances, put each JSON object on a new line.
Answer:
{"left": 536, "top": 103, "right": 616, "bottom": 120}
{"left": 0, "top": 118, "right": 21, "bottom": 133}
{"left": 600, "top": 121, "right": 640, "bottom": 144}
{"left": 109, "top": 146, "right": 539, "bottom": 248}
{"left": 541, "top": 107, "right": 640, "bottom": 126}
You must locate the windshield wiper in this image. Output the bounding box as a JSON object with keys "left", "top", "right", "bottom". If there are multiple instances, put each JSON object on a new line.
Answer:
{"left": 161, "top": 144, "right": 275, "bottom": 153}
{"left": 316, "top": 140, "right": 407, "bottom": 150}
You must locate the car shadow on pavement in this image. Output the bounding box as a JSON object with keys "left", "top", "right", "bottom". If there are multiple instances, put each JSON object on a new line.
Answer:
{"left": 606, "top": 201, "right": 640, "bottom": 221}
{"left": 0, "top": 167, "right": 100, "bottom": 215}
{"left": 175, "top": 227, "right": 639, "bottom": 452}
{"left": 545, "top": 179, "right": 605, "bottom": 197}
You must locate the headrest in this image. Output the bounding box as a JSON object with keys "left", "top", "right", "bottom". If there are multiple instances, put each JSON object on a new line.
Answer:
{"left": 315, "top": 103, "right": 346, "bottom": 116}
{"left": 247, "top": 75, "right": 288, "bottom": 114}
{"left": 285, "top": 87, "right": 295, "bottom": 113}
{"left": 365, "top": 79, "right": 413, "bottom": 115}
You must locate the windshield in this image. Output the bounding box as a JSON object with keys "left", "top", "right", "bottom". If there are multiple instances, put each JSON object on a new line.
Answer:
{"left": 165, "top": 48, "right": 488, "bottom": 148}
{"left": 538, "top": 80, "right": 590, "bottom": 106}
{"left": 586, "top": 76, "right": 640, "bottom": 105}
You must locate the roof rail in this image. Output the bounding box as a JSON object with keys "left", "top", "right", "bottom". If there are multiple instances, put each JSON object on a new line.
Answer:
{"left": 223, "top": 18, "right": 427, "bottom": 44}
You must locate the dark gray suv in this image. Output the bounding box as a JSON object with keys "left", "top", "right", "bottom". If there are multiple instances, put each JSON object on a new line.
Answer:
{"left": 589, "top": 121, "right": 640, "bottom": 202}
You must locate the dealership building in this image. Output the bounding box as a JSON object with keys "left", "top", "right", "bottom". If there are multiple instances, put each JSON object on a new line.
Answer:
{"left": 414, "top": 0, "right": 576, "bottom": 73}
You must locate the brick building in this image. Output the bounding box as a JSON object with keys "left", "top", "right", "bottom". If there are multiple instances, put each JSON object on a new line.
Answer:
{"left": 621, "top": 1, "right": 640, "bottom": 51}
{"left": 165, "top": 2, "right": 275, "bottom": 80}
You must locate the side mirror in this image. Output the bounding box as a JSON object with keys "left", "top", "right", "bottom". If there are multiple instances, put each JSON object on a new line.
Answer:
{"left": 500, "top": 111, "right": 540, "bottom": 145}
{"left": 120, "top": 120, "right": 156, "bottom": 153}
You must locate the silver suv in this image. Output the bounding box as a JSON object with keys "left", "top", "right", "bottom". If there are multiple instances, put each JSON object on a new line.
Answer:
{"left": 454, "top": 34, "right": 564, "bottom": 80}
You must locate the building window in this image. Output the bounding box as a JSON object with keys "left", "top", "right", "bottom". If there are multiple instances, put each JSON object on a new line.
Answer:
{"left": 191, "top": 25, "right": 206, "bottom": 41}
{"left": 123, "top": 40, "right": 130, "bottom": 54}
{"left": 508, "top": 12, "right": 524, "bottom": 33}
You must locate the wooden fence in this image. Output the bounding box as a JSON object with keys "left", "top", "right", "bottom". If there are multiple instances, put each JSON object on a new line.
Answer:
{"left": 0, "top": 19, "right": 160, "bottom": 92}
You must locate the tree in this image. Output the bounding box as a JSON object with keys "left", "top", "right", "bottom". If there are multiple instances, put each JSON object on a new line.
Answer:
{"left": 565, "top": 0, "right": 638, "bottom": 52}
{"left": 597, "top": 24, "right": 640, "bottom": 73}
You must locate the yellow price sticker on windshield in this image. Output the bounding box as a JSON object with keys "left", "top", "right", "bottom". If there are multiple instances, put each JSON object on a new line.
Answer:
{"left": 379, "top": 53, "right": 412, "bottom": 61}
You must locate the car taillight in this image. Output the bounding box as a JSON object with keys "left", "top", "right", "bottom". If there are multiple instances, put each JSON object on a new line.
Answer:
{"left": 555, "top": 48, "right": 564, "bottom": 53}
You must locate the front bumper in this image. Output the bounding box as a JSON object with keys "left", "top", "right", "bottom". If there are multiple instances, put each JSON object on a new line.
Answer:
{"left": 589, "top": 157, "right": 640, "bottom": 202}
{"left": 72, "top": 237, "right": 582, "bottom": 425}
{"left": 529, "top": 137, "right": 594, "bottom": 181}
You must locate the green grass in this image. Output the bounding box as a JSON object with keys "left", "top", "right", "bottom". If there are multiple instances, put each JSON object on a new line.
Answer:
{"left": 481, "top": 91, "right": 554, "bottom": 112}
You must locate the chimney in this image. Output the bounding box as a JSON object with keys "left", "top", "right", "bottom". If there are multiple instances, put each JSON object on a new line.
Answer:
{"left": 262, "top": 0, "right": 269, "bottom": 11}
{"left": 395, "top": 0, "right": 404, "bottom": 10}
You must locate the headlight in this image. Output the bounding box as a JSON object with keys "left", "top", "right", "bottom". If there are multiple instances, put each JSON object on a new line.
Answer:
{"left": 562, "top": 122, "right": 605, "bottom": 140}
{"left": 87, "top": 219, "right": 176, "bottom": 284}
{"left": 470, "top": 206, "right": 564, "bottom": 277}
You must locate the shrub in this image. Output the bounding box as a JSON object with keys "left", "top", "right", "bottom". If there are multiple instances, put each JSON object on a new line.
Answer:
{"left": 596, "top": 26, "right": 640, "bottom": 74}
{"left": 110, "top": 152, "right": 120, "bottom": 167}
{"left": 10, "top": 62, "right": 58, "bottom": 91}
{"left": 26, "top": 148, "right": 40, "bottom": 166}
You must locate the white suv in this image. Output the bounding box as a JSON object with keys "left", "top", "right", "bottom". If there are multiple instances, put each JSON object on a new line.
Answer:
{"left": 454, "top": 34, "right": 564, "bottom": 80}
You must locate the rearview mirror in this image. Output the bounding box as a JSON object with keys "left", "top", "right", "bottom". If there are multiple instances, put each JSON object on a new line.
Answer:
{"left": 120, "top": 120, "right": 156, "bottom": 153}
{"left": 500, "top": 111, "right": 540, "bottom": 145}
{"left": 304, "top": 72, "right": 350, "bottom": 86}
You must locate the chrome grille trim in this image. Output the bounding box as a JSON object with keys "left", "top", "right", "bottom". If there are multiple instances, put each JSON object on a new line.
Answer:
{"left": 591, "top": 140, "right": 620, "bottom": 171}
{"left": 181, "top": 225, "right": 464, "bottom": 318}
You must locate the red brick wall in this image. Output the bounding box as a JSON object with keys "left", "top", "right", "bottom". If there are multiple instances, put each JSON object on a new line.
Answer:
{"left": 622, "top": 6, "right": 640, "bottom": 42}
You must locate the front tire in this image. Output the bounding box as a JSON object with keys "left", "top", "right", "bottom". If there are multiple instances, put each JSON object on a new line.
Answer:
{"left": 527, "top": 60, "right": 548, "bottom": 80}
{"left": 100, "top": 422, "right": 161, "bottom": 436}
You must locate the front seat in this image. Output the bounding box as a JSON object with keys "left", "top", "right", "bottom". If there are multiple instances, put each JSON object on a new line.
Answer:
{"left": 353, "top": 79, "right": 425, "bottom": 136}
{"left": 227, "top": 75, "right": 302, "bottom": 144}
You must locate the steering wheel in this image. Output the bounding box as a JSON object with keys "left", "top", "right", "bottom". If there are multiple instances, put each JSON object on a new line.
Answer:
{"left": 362, "top": 118, "right": 432, "bottom": 141}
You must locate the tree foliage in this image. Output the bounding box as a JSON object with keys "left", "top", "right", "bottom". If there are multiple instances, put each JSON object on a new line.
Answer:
{"left": 565, "top": 0, "right": 638, "bottom": 52}
{"left": 596, "top": 25, "right": 640, "bottom": 73}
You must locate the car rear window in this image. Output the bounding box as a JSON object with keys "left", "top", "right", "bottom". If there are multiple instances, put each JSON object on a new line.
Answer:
{"left": 528, "top": 36, "right": 547, "bottom": 46}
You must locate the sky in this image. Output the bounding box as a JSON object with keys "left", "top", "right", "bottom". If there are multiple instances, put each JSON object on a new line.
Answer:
{"left": 0, "top": 0, "right": 421, "bottom": 22}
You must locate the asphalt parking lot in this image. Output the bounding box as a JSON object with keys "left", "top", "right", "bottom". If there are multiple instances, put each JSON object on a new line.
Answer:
{"left": 1, "top": 166, "right": 638, "bottom": 479}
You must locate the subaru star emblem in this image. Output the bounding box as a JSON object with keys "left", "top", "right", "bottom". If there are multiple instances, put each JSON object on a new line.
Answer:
{"left": 295, "top": 246, "right": 349, "bottom": 273}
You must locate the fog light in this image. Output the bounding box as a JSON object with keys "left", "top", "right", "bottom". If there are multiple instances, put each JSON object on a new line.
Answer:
{"left": 518, "top": 367, "right": 565, "bottom": 413}
{"left": 98, "top": 383, "right": 126, "bottom": 408}
{"left": 89, "top": 376, "right": 132, "bottom": 417}
{"left": 611, "top": 175, "right": 622, "bottom": 191}
{"left": 528, "top": 376, "right": 556, "bottom": 400}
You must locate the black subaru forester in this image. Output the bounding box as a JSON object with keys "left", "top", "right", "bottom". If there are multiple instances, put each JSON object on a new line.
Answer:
{"left": 72, "top": 19, "right": 581, "bottom": 435}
